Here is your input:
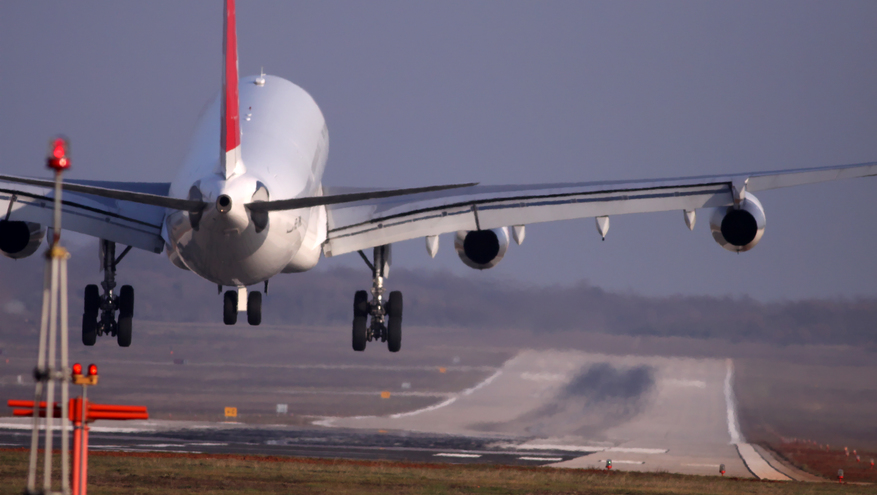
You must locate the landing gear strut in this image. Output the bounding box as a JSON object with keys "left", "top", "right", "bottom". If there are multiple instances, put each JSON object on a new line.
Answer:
{"left": 82, "top": 240, "right": 134, "bottom": 347}
{"left": 352, "top": 245, "right": 402, "bottom": 352}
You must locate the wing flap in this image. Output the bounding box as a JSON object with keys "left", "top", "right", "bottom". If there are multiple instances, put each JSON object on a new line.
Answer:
{"left": 0, "top": 174, "right": 203, "bottom": 211}
{"left": 747, "top": 161, "right": 877, "bottom": 192}
{"left": 325, "top": 182, "right": 731, "bottom": 256}
{"left": 0, "top": 184, "right": 165, "bottom": 253}
{"left": 325, "top": 160, "right": 877, "bottom": 257}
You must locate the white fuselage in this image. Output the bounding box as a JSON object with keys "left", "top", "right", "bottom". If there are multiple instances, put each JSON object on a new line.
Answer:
{"left": 163, "top": 75, "right": 329, "bottom": 286}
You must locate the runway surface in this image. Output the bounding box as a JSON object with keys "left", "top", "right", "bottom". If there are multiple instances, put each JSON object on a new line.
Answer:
{"left": 0, "top": 349, "right": 798, "bottom": 478}
{"left": 0, "top": 420, "right": 580, "bottom": 467}
{"left": 319, "top": 350, "right": 784, "bottom": 478}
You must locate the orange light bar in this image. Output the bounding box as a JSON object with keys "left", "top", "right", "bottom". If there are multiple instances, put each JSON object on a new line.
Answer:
{"left": 7, "top": 400, "right": 58, "bottom": 408}
{"left": 88, "top": 404, "right": 147, "bottom": 413}
{"left": 87, "top": 411, "right": 148, "bottom": 421}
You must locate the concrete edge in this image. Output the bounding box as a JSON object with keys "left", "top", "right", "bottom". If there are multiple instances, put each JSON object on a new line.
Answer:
{"left": 735, "top": 443, "right": 791, "bottom": 481}
{"left": 752, "top": 444, "right": 826, "bottom": 482}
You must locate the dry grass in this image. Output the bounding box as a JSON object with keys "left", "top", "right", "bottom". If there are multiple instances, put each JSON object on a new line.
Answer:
{"left": 0, "top": 449, "right": 871, "bottom": 495}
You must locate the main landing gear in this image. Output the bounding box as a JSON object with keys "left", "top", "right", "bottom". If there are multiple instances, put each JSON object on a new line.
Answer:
{"left": 221, "top": 283, "right": 264, "bottom": 326}
{"left": 82, "top": 240, "right": 134, "bottom": 347}
{"left": 353, "top": 245, "right": 402, "bottom": 352}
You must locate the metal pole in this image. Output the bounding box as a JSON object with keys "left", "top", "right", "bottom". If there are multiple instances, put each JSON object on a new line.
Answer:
{"left": 27, "top": 264, "right": 52, "bottom": 492}
{"left": 43, "top": 254, "right": 60, "bottom": 493}
{"left": 60, "top": 258, "right": 70, "bottom": 494}
{"left": 27, "top": 147, "right": 71, "bottom": 494}
{"left": 71, "top": 397, "right": 80, "bottom": 495}
{"left": 79, "top": 386, "right": 87, "bottom": 495}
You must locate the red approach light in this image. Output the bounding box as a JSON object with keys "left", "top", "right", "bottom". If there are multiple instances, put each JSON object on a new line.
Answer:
{"left": 47, "top": 137, "right": 70, "bottom": 170}
{"left": 72, "top": 363, "right": 82, "bottom": 375}
{"left": 52, "top": 139, "right": 65, "bottom": 158}
{"left": 87, "top": 364, "right": 98, "bottom": 376}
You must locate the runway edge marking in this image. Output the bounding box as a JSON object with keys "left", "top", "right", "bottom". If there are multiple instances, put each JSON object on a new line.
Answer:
{"left": 725, "top": 359, "right": 791, "bottom": 481}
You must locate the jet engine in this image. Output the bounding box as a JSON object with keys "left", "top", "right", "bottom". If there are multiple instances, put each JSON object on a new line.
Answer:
{"left": 709, "top": 193, "right": 765, "bottom": 253}
{"left": 454, "top": 227, "right": 509, "bottom": 270}
{"left": 0, "top": 220, "right": 45, "bottom": 259}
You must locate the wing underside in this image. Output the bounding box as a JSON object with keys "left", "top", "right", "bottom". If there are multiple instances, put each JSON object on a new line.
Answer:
{"left": 0, "top": 180, "right": 168, "bottom": 253}
{"left": 324, "top": 161, "right": 877, "bottom": 256}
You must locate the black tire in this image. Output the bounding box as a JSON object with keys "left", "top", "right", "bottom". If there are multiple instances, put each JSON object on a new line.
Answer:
{"left": 117, "top": 316, "right": 132, "bottom": 347}
{"left": 387, "top": 291, "right": 402, "bottom": 352}
{"left": 387, "top": 291, "right": 403, "bottom": 318}
{"left": 119, "top": 285, "right": 134, "bottom": 318}
{"left": 223, "top": 290, "right": 238, "bottom": 325}
{"left": 352, "top": 316, "right": 367, "bottom": 351}
{"left": 84, "top": 285, "right": 100, "bottom": 314}
{"left": 353, "top": 290, "right": 369, "bottom": 317}
{"left": 82, "top": 313, "right": 97, "bottom": 346}
{"left": 247, "top": 291, "right": 262, "bottom": 326}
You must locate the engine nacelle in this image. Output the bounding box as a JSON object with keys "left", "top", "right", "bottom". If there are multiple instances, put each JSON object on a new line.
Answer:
{"left": 454, "top": 227, "right": 509, "bottom": 270}
{"left": 0, "top": 220, "right": 45, "bottom": 259}
{"left": 709, "top": 193, "right": 766, "bottom": 253}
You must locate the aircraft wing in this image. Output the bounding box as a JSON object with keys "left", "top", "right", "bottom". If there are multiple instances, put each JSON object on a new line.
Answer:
{"left": 0, "top": 179, "right": 169, "bottom": 253}
{"left": 323, "top": 161, "right": 877, "bottom": 257}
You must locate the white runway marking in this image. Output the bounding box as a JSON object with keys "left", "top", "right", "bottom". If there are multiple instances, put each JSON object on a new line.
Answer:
{"left": 389, "top": 370, "right": 503, "bottom": 418}
{"left": 664, "top": 379, "right": 706, "bottom": 388}
{"left": 518, "top": 456, "right": 563, "bottom": 461}
{"left": 609, "top": 447, "right": 668, "bottom": 455}
{"left": 95, "top": 359, "right": 497, "bottom": 373}
{"left": 510, "top": 444, "right": 666, "bottom": 455}
{"left": 461, "top": 370, "right": 503, "bottom": 396}
{"left": 434, "top": 453, "right": 481, "bottom": 458}
{"left": 508, "top": 444, "right": 606, "bottom": 452}
{"left": 390, "top": 398, "right": 457, "bottom": 419}
{"left": 724, "top": 359, "right": 743, "bottom": 444}
{"left": 599, "top": 459, "right": 645, "bottom": 465}
{"left": 0, "top": 420, "right": 156, "bottom": 433}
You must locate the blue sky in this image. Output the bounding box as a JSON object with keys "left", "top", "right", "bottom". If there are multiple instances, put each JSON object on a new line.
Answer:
{"left": 2, "top": 1, "right": 876, "bottom": 300}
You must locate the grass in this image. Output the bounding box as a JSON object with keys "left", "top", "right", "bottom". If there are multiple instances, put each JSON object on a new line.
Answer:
{"left": 770, "top": 442, "right": 877, "bottom": 483}
{"left": 0, "top": 449, "right": 871, "bottom": 495}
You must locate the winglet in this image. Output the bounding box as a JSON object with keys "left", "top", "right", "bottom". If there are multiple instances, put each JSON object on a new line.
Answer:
{"left": 220, "top": 0, "right": 244, "bottom": 178}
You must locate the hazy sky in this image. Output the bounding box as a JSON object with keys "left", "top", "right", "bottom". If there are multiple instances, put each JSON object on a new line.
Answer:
{"left": 2, "top": 1, "right": 877, "bottom": 300}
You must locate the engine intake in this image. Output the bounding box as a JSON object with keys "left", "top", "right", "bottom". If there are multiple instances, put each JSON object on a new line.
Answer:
{"left": 454, "top": 227, "right": 509, "bottom": 270}
{"left": 709, "top": 193, "right": 766, "bottom": 253}
{"left": 0, "top": 220, "right": 45, "bottom": 259}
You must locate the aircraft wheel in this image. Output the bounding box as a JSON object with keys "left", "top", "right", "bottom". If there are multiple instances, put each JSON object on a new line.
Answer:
{"left": 352, "top": 317, "right": 367, "bottom": 351}
{"left": 353, "top": 290, "right": 369, "bottom": 317}
{"left": 82, "top": 313, "right": 97, "bottom": 346}
{"left": 84, "top": 285, "right": 100, "bottom": 314}
{"left": 223, "top": 290, "right": 238, "bottom": 325}
{"left": 119, "top": 285, "right": 134, "bottom": 318}
{"left": 117, "top": 316, "right": 132, "bottom": 347}
{"left": 247, "top": 291, "right": 262, "bottom": 325}
{"left": 387, "top": 291, "right": 402, "bottom": 353}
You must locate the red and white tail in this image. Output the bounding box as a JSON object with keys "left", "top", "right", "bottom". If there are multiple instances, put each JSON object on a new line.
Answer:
{"left": 220, "top": 0, "right": 242, "bottom": 178}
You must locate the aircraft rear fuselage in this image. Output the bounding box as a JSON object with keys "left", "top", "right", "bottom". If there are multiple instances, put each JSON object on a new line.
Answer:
{"left": 164, "top": 75, "right": 329, "bottom": 286}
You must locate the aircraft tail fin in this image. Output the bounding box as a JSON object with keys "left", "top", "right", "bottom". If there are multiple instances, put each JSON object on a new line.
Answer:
{"left": 220, "top": 0, "right": 243, "bottom": 178}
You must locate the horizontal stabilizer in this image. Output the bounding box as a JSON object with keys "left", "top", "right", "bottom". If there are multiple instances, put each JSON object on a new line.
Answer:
{"left": 245, "top": 183, "right": 478, "bottom": 212}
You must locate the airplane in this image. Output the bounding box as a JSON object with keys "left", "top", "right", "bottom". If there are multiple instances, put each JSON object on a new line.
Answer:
{"left": 0, "top": 0, "right": 874, "bottom": 351}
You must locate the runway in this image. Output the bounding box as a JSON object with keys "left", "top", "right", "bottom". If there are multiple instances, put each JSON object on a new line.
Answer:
{"left": 319, "top": 350, "right": 792, "bottom": 479}
{"left": 0, "top": 420, "right": 580, "bottom": 467}
{"left": 0, "top": 349, "right": 800, "bottom": 479}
